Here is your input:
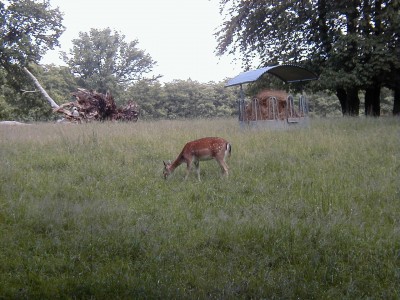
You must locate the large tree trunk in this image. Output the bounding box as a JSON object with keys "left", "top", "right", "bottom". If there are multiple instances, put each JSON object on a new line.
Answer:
{"left": 365, "top": 85, "right": 381, "bottom": 116}
{"left": 335, "top": 3, "right": 361, "bottom": 117}
{"left": 336, "top": 87, "right": 360, "bottom": 116}
{"left": 336, "top": 88, "right": 347, "bottom": 115}
{"left": 23, "top": 67, "right": 59, "bottom": 109}
{"left": 347, "top": 87, "right": 360, "bottom": 116}
{"left": 391, "top": 70, "right": 400, "bottom": 116}
{"left": 393, "top": 86, "right": 400, "bottom": 116}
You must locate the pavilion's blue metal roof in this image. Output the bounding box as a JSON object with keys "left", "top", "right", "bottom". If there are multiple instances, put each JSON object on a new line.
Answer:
{"left": 225, "top": 64, "right": 318, "bottom": 87}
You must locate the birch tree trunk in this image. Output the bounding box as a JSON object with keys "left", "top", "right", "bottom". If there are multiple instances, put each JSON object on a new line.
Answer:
{"left": 23, "top": 67, "right": 59, "bottom": 109}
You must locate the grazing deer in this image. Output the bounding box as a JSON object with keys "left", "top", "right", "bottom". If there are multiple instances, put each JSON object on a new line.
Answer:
{"left": 163, "top": 137, "right": 231, "bottom": 181}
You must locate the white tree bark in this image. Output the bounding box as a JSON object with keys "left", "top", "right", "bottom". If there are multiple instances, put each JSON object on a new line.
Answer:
{"left": 23, "top": 67, "right": 59, "bottom": 109}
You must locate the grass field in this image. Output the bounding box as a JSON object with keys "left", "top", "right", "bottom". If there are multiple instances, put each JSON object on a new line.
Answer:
{"left": 0, "top": 117, "right": 399, "bottom": 299}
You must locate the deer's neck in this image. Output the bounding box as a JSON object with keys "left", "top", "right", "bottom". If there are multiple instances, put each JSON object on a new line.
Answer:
{"left": 169, "top": 156, "right": 184, "bottom": 172}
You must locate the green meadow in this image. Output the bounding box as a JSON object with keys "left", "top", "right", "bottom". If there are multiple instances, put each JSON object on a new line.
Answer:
{"left": 0, "top": 117, "right": 399, "bottom": 299}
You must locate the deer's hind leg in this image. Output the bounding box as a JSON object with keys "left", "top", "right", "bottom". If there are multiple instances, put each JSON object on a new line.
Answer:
{"left": 216, "top": 159, "right": 229, "bottom": 177}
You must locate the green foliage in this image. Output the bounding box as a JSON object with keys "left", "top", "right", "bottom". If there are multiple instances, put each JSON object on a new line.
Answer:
{"left": 126, "top": 79, "right": 239, "bottom": 119}
{"left": 0, "top": 93, "right": 13, "bottom": 119}
{"left": 0, "top": 65, "right": 54, "bottom": 121}
{"left": 380, "top": 88, "right": 395, "bottom": 115}
{"left": 0, "top": 0, "right": 65, "bottom": 120}
{"left": 0, "top": 118, "right": 398, "bottom": 298}
{"left": 0, "top": 68, "right": 13, "bottom": 119}
{"left": 125, "top": 79, "right": 165, "bottom": 118}
{"left": 216, "top": 0, "right": 400, "bottom": 115}
{"left": 308, "top": 91, "right": 343, "bottom": 117}
{"left": 0, "top": 62, "right": 348, "bottom": 120}
{"left": 31, "top": 64, "right": 78, "bottom": 105}
{"left": 63, "top": 28, "right": 157, "bottom": 97}
{"left": 0, "top": 0, "right": 64, "bottom": 67}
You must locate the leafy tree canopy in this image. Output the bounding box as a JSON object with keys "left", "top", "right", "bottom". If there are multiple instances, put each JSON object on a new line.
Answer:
{"left": 216, "top": 0, "right": 400, "bottom": 115}
{"left": 63, "top": 28, "right": 158, "bottom": 95}
{"left": 0, "top": 0, "right": 64, "bottom": 68}
{"left": 0, "top": 0, "right": 64, "bottom": 119}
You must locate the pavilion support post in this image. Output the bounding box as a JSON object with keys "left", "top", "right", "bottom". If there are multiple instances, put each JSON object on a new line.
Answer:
{"left": 238, "top": 84, "right": 245, "bottom": 122}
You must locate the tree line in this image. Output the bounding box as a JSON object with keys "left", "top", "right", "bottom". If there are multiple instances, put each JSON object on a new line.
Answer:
{"left": 0, "top": 0, "right": 398, "bottom": 122}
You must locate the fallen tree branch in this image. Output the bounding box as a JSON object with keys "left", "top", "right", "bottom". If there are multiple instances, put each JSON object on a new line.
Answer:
{"left": 21, "top": 89, "right": 38, "bottom": 95}
{"left": 23, "top": 67, "right": 59, "bottom": 109}
{"left": 22, "top": 67, "right": 139, "bottom": 123}
{"left": 0, "top": 121, "right": 31, "bottom": 126}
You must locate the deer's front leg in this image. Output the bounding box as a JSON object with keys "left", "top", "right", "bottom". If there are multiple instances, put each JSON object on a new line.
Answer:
{"left": 194, "top": 160, "right": 201, "bottom": 181}
{"left": 185, "top": 160, "right": 193, "bottom": 180}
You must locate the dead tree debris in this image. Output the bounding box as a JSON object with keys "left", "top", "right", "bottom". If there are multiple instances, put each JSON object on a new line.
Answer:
{"left": 54, "top": 88, "right": 139, "bottom": 123}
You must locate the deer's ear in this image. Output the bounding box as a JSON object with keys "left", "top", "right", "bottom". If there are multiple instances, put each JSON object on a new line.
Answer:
{"left": 163, "top": 160, "right": 168, "bottom": 166}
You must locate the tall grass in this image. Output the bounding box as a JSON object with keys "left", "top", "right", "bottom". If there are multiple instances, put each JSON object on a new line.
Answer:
{"left": 0, "top": 117, "right": 399, "bottom": 298}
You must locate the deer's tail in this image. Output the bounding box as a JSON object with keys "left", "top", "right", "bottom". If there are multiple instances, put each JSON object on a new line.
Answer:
{"left": 226, "top": 142, "right": 232, "bottom": 158}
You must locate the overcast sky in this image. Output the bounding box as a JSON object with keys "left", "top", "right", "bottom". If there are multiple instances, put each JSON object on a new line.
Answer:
{"left": 41, "top": 0, "right": 244, "bottom": 83}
